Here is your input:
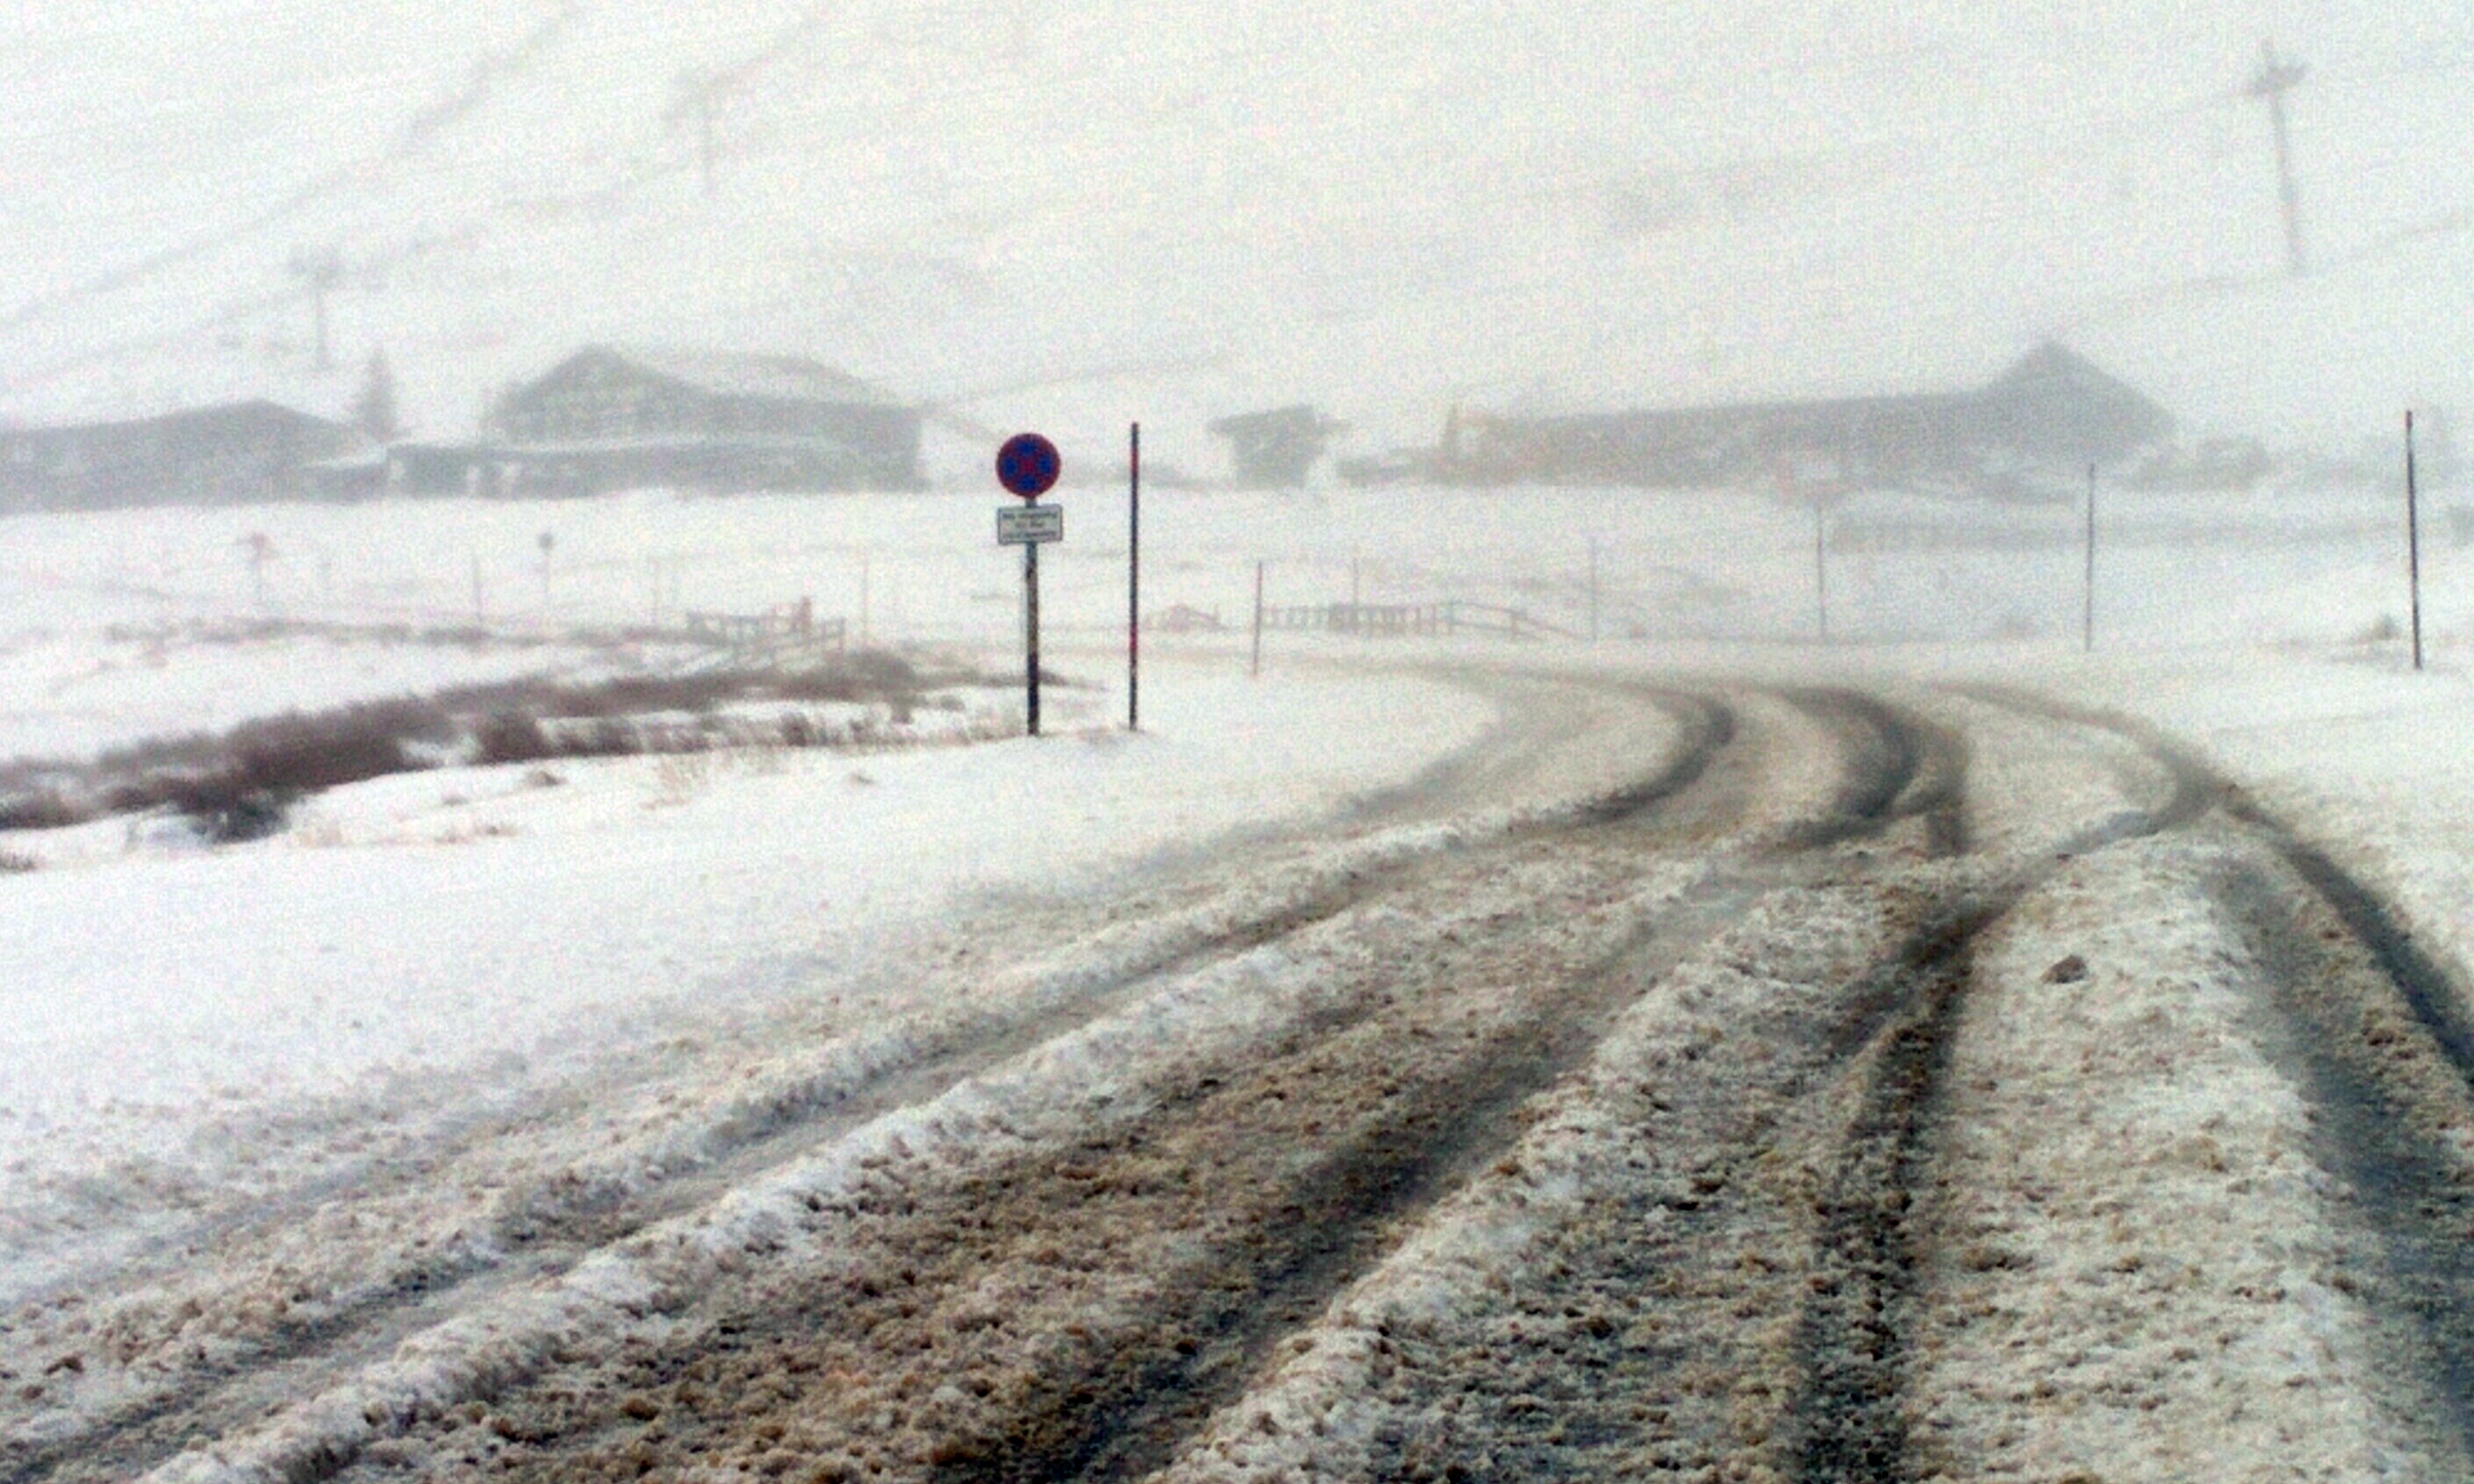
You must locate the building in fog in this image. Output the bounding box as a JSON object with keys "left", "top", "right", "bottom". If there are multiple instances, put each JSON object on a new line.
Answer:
{"left": 1208, "top": 405, "right": 1347, "bottom": 488}
{"left": 0, "top": 401, "right": 362, "bottom": 513}
{"left": 1433, "top": 342, "right": 2172, "bottom": 494}
{"left": 391, "top": 346, "right": 921, "bottom": 498}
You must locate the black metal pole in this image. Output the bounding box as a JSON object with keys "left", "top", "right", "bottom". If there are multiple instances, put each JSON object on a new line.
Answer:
{"left": 2083, "top": 462, "right": 2097, "bottom": 654}
{"left": 1025, "top": 525, "right": 1042, "bottom": 735}
{"left": 1128, "top": 423, "right": 1140, "bottom": 731}
{"left": 2409, "top": 411, "right": 2425, "bottom": 671}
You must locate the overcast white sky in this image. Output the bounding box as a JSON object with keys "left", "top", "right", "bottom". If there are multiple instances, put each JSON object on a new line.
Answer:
{"left": 0, "top": 2, "right": 2468, "bottom": 466}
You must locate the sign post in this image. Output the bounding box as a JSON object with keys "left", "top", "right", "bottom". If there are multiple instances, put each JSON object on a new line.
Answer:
{"left": 995, "top": 433, "right": 1063, "bottom": 735}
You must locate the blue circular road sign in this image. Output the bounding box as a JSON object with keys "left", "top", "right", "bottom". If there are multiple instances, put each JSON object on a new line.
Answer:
{"left": 996, "top": 433, "right": 1061, "bottom": 499}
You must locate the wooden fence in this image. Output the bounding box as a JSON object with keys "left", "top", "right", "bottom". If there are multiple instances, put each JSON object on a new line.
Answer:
{"left": 677, "top": 606, "right": 849, "bottom": 669}
{"left": 1257, "top": 600, "right": 1574, "bottom": 642}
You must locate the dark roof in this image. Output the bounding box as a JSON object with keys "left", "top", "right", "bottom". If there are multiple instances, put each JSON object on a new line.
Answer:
{"left": 429, "top": 434, "right": 870, "bottom": 458}
{"left": 1990, "top": 341, "right": 2132, "bottom": 397}
{"left": 1971, "top": 340, "right": 2175, "bottom": 452}
{"left": 1529, "top": 342, "right": 2167, "bottom": 445}
{"left": 1208, "top": 405, "right": 1339, "bottom": 437}
{"left": 583, "top": 346, "right": 909, "bottom": 407}
{"left": 0, "top": 399, "right": 354, "bottom": 442}
{"left": 1441, "top": 341, "right": 2172, "bottom": 485}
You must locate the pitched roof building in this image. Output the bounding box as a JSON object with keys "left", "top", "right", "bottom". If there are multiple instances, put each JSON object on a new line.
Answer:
{"left": 0, "top": 401, "right": 362, "bottom": 513}
{"left": 393, "top": 346, "right": 922, "bottom": 497}
{"left": 1207, "top": 405, "right": 1347, "bottom": 488}
{"left": 1437, "top": 342, "right": 2171, "bottom": 491}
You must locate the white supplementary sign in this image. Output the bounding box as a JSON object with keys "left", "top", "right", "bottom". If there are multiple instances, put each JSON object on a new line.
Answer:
{"left": 997, "top": 504, "right": 1065, "bottom": 545}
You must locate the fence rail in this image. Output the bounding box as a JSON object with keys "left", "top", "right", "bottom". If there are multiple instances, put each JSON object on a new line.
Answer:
{"left": 1257, "top": 599, "right": 1575, "bottom": 642}
{"left": 678, "top": 606, "right": 849, "bottom": 669}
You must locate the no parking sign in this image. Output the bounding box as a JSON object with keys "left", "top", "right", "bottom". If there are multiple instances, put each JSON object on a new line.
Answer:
{"left": 994, "top": 434, "right": 1062, "bottom": 735}
{"left": 996, "top": 433, "right": 1060, "bottom": 499}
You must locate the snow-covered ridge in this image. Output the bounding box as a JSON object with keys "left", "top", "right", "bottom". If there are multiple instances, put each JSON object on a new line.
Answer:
{"left": 1, "top": 3, "right": 2466, "bottom": 466}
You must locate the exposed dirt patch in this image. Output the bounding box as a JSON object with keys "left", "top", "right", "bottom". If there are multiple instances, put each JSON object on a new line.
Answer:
{"left": 0, "top": 649, "right": 1007, "bottom": 839}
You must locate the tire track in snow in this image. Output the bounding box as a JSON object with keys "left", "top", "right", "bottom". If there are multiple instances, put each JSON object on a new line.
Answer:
{"left": 1118, "top": 692, "right": 1997, "bottom": 1484}
{"left": 1760, "top": 689, "right": 2215, "bottom": 1480}
{"left": 1938, "top": 681, "right": 2224, "bottom": 834}
{"left": 642, "top": 907, "right": 1671, "bottom": 1484}
{"left": 1284, "top": 878, "right": 1956, "bottom": 1483}
{"left": 678, "top": 697, "right": 1968, "bottom": 1484}
{"left": 306, "top": 832, "right": 1753, "bottom": 1480}
{"left": 0, "top": 677, "right": 1751, "bottom": 1484}
{"left": 1783, "top": 937, "right": 1969, "bottom": 1481}
{"left": 1775, "top": 689, "right": 1944, "bottom": 852}
{"left": 857, "top": 692, "right": 1972, "bottom": 1484}
{"left": 10, "top": 680, "right": 2045, "bottom": 1484}
{"left": 1931, "top": 684, "right": 2474, "bottom": 1473}
{"left": 2215, "top": 819, "right": 2474, "bottom": 1459}
{"left": 821, "top": 681, "right": 2474, "bottom": 1484}
{"left": 80, "top": 680, "right": 1909, "bottom": 1484}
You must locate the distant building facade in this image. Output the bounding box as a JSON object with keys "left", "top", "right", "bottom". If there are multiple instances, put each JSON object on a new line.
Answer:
{"left": 0, "top": 401, "right": 362, "bottom": 514}
{"left": 1208, "top": 405, "right": 1347, "bottom": 488}
{"left": 392, "top": 346, "right": 921, "bottom": 498}
{"left": 1434, "top": 342, "right": 2172, "bottom": 493}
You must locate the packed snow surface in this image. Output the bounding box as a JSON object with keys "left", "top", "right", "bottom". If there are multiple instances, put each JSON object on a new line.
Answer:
{"left": 8, "top": 477, "right": 2474, "bottom": 1478}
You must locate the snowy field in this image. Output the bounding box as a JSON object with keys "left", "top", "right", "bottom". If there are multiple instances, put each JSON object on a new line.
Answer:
{"left": 7, "top": 478, "right": 2474, "bottom": 1477}
{"left": 4, "top": 477, "right": 2470, "bottom": 1197}
{"left": 14, "top": 2, "right": 2474, "bottom": 1472}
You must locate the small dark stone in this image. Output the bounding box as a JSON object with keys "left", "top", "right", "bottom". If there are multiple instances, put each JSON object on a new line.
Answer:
{"left": 2042, "top": 954, "right": 2090, "bottom": 985}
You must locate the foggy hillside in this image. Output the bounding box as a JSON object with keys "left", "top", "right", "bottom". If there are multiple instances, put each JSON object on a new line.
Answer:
{"left": 2, "top": 1, "right": 2470, "bottom": 477}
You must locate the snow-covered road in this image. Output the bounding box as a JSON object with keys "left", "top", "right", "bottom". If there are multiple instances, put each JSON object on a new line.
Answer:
{"left": 10, "top": 667, "right": 2473, "bottom": 1483}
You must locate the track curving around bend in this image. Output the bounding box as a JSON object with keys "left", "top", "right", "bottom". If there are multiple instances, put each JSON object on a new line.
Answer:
{"left": 11, "top": 671, "right": 2474, "bottom": 1484}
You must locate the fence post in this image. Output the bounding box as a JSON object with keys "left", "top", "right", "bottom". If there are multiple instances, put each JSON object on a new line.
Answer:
{"left": 2083, "top": 463, "right": 2097, "bottom": 653}
{"left": 1588, "top": 537, "right": 1600, "bottom": 643}
{"left": 1814, "top": 504, "right": 1829, "bottom": 642}
{"left": 1250, "top": 561, "right": 1266, "bottom": 677}
{"left": 2409, "top": 410, "right": 2425, "bottom": 672}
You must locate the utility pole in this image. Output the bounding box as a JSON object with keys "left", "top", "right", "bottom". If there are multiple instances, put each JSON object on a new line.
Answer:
{"left": 2247, "top": 39, "right": 2310, "bottom": 276}
{"left": 288, "top": 246, "right": 343, "bottom": 371}
{"left": 670, "top": 70, "right": 720, "bottom": 197}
